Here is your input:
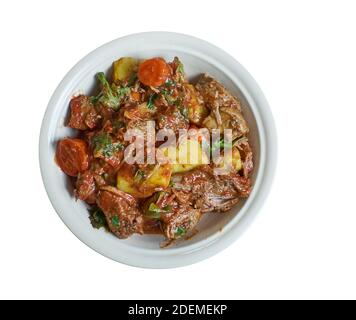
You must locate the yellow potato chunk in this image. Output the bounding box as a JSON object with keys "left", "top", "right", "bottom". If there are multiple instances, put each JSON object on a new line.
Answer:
{"left": 218, "top": 147, "right": 242, "bottom": 173}
{"left": 117, "top": 163, "right": 172, "bottom": 198}
{"left": 161, "top": 139, "right": 209, "bottom": 173}
{"left": 144, "top": 164, "right": 172, "bottom": 190}
{"left": 116, "top": 163, "right": 142, "bottom": 197}
{"left": 116, "top": 175, "right": 140, "bottom": 197}
{"left": 113, "top": 57, "right": 138, "bottom": 82}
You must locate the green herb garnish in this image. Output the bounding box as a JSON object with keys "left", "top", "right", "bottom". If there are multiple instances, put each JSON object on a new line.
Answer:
{"left": 179, "top": 105, "right": 189, "bottom": 120}
{"left": 147, "top": 93, "right": 158, "bottom": 109}
{"left": 165, "top": 79, "right": 174, "bottom": 86}
{"left": 175, "top": 226, "right": 186, "bottom": 237}
{"left": 210, "top": 137, "right": 247, "bottom": 154}
{"left": 89, "top": 208, "right": 108, "bottom": 230}
{"left": 176, "top": 61, "right": 184, "bottom": 75}
{"left": 93, "top": 132, "right": 124, "bottom": 158}
{"left": 93, "top": 72, "right": 129, "bottom": 110}
{"left": 172, "top": 57, "right": 185, "bottom": 82}
{"left": 161, "top": 89, "right": 175, "bottom": 105}
{"left": 111, "top": 215, "right": 120, "bottom": 228}
{"left": 115, "top": 86, "right": 130, "bottom": 96}
{"left": 146, "top": 203, "right": 172, "bottom": 219}
{"left": 210, "top": 138, "right": 233, "bottom": 154}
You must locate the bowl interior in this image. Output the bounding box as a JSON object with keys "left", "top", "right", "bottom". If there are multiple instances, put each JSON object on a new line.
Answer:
{"left": 48, "top": 48, "right": 260, "bottom": 251}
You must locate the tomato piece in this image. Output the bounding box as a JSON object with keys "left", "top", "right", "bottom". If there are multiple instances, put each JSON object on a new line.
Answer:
{"left": 56, "top": 138, "right": 89, "bottom": 176}
{"left": 138, "top": 58, "right": 170, "bottom": 87}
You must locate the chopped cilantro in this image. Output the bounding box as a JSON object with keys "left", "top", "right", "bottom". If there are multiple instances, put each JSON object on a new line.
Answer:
{"left": 178, "top": 105, "right": 189, "bottom": 120}
{"left": 111, "top": 215, "right": 120, "bottom": 228}
{"left": 93, "top": 72, "right": 129, "bottom": 110}
{"left": 161, "top": 89, "right": 176, "bottom": 105}
{"left": 147, "top": 93, "right": 158, "bottom": 109}
{"left": 165, "top": 79, "right": 174, "bottom": 86}
{"left": 175, "top": 226, "right": 186, "bottom": 237}
{"left": 89, "top": 208, "right": 108, "bottom": 230}
{"left": 93, "top": 132, "right": 124, "bottom": 158}
{"left": 210, "top": 138, "right": 233, "bottom": 154}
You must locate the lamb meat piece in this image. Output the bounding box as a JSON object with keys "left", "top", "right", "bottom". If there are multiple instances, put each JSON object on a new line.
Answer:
{"left": 237, "top": 140, "right": 254, "bottom": 178}
{"left": 89, "top": 131, "right": 125, "bottom": 170}
{"left": 195, "top": 74, "right": 242, "bottom": 112}
{"left": 96, "top": 186, "right": 144, "bottom": 239}
{"left": 68, "top": 95, "right": 99, "bottom": 130}
{"left": 192, "top": 172, "right": 250, "bottom": 212}
{"left": 156, "top": 105, "right": 189, "bottom": 135}
{"left": 143, "top": 190, "right": 201, "bottom": 240}
{"left": 171, "top": 166, "right": 252, "bottom": 213}
{"left": 125, "top": 118, "right": 156, "bottom": 142}
{"left": 160, "top": 203, "right": 201, "bottom": 240}
{"left": 195, "top": 74, "right": 249, "bottom": 139}
{"left": 75, "top": 170, "right": 96, "bottom": 204}
{"left": 90, "top": 159, "right": 119, "bottom": 187}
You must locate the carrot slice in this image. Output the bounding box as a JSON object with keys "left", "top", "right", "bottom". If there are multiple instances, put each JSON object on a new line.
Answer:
{"left": 138, "top": 58, "right": 170, "bottom": 87}
{"left": 56, "top": 138, "right": 89, "bottom": 176}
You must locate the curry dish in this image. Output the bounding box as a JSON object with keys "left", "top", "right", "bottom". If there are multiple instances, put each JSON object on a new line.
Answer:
{"left": 56, "top": 56, "right": 253, "bottom": 244}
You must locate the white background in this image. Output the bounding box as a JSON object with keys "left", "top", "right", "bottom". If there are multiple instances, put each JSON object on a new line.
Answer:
{"left": 0, "top": 0, "right": 355, "bottom": 300}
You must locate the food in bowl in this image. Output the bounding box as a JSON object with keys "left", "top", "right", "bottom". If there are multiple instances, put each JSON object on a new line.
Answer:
{"left": 55, "top": 56, "right": 254, "bottom": 246}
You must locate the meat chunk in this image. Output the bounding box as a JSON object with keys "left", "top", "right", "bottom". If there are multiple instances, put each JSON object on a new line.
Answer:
{"left": 125, "top": 118, "right": 156, "bottom": 142}
{"left": 91, "top": 159, "right": 119, "bottom": 187}
{"left": 68, "top": 95, "right": 99, "bottom": 130}
{"left": 171, "top": 166, "right": 252, "bottom": 213}
{"left": 195, "top": 74, "right": 249, "bottom": 139}
{"left": 75, "top": 170, "right": 96, "bottom": 204}
{"left": 160, "top": 205, "right": 201, "bottom": 240}
{"left": 96, "top": 186, "right": 144, "bottom": 239}
{"left": 195, "top": 74, "right": 242, "bottom": 111}
{"left": 156, "top": 105, "right": 189, "bottom": 135}
{"left": 238, "top": 140, "right": 254, "bottom": 178}
{"left": 90, "top": 131, "right": 124, "bottom": 169}
{"left": 143, "top": 191, "right": 201, "bottom": 240}
{"left": 229, "top": 174, "right": 251, "bottom": 198}
{"left": 122, "top": 102, "right": 156, "bottom": 121}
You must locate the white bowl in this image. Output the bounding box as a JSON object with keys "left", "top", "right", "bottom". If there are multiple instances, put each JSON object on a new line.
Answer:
{"left": 39, "top": 32, "right": 277, "bottom": 268}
